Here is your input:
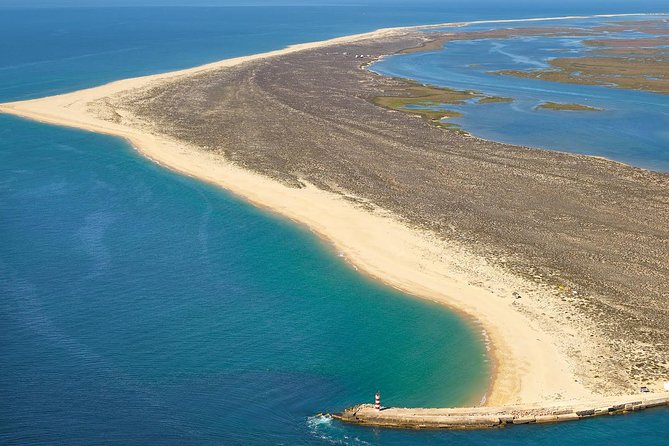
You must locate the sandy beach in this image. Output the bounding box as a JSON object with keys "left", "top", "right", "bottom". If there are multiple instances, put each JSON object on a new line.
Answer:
{"left": 1, "top": 13, "right": 667, "bottom": 408}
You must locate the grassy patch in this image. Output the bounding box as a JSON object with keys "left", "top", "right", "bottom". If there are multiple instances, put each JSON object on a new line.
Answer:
{"left": 490, "top": 56, "right": 669, "bottom": 94}
{"left": 536, "top": 102, "right": 603, "bottom": 112}
{"left": 477, "top": 96, "right": 514, "bottom": 104}
{"left": 373, "top": 85, "right": 478, "bottom": 108}
{"left": 372, "top": 81, "right": 510, "bottom": 130}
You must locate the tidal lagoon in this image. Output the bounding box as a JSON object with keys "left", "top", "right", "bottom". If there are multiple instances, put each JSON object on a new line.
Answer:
{"left": 371, "top": 15, "right": 669, "bottom": 171}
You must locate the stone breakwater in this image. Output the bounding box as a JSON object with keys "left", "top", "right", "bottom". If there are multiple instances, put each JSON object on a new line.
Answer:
{"left": 331, "top": 392, "right": 669, "bottom": 429}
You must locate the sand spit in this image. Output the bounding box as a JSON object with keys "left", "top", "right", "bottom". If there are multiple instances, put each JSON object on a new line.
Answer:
{"left": 1, "top": 14, "right": 668, "bottom": 409}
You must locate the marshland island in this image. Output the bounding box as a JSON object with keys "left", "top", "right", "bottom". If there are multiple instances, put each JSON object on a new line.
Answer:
{"left": 2, "top": 14, "right": 668, "bottom": 429}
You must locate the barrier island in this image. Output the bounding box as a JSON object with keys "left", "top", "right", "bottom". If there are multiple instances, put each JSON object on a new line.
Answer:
{"left": 1, "top": 13, "right": 668, "bottom": 428}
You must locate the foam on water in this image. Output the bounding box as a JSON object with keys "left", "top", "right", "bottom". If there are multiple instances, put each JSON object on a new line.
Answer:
{"left": 307, "top": 415, "right": 373, "bottom": 446}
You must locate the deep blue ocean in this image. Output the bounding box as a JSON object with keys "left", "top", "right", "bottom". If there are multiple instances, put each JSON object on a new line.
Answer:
{"left": 1, "top": 2, "right": 668, "bottom": 445}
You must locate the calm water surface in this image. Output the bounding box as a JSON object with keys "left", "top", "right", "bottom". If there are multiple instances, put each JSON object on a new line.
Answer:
{"left": 1, "top": 4, "right": 668, "bottom": 445}
{"left": 372, "top": 15, "right": 669, "bottom": 171}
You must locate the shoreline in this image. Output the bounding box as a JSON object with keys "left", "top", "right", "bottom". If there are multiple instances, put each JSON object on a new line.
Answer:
{"left": 1, "top": 12, "right": 666, "bottom": 409}
{"left": 0, "top": 105, "right": 502, "bottom": 407}
{"left": 0, "top": 93, "right": 585, "bottom": 408}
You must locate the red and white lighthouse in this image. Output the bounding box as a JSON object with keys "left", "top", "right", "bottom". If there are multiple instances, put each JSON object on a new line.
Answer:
{"left": 374, "top": 391, "right": 381, "bottom": 411}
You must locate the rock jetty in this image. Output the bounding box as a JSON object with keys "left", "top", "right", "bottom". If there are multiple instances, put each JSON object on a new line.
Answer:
{"left": 332, "top": 392, "right": 669, "bottom": 429}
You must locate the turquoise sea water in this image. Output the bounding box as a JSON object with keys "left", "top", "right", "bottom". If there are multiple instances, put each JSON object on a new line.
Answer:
{"left": 1, "top": 3, "right": 668, "bottom": 445}
{"left": 371, "top": 15, "right": 669, "bottom": 172}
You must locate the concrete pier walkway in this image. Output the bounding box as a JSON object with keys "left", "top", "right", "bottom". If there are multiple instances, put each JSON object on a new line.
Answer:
{"left": 331, "top": 392, "right": 669, "bottom": 429}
